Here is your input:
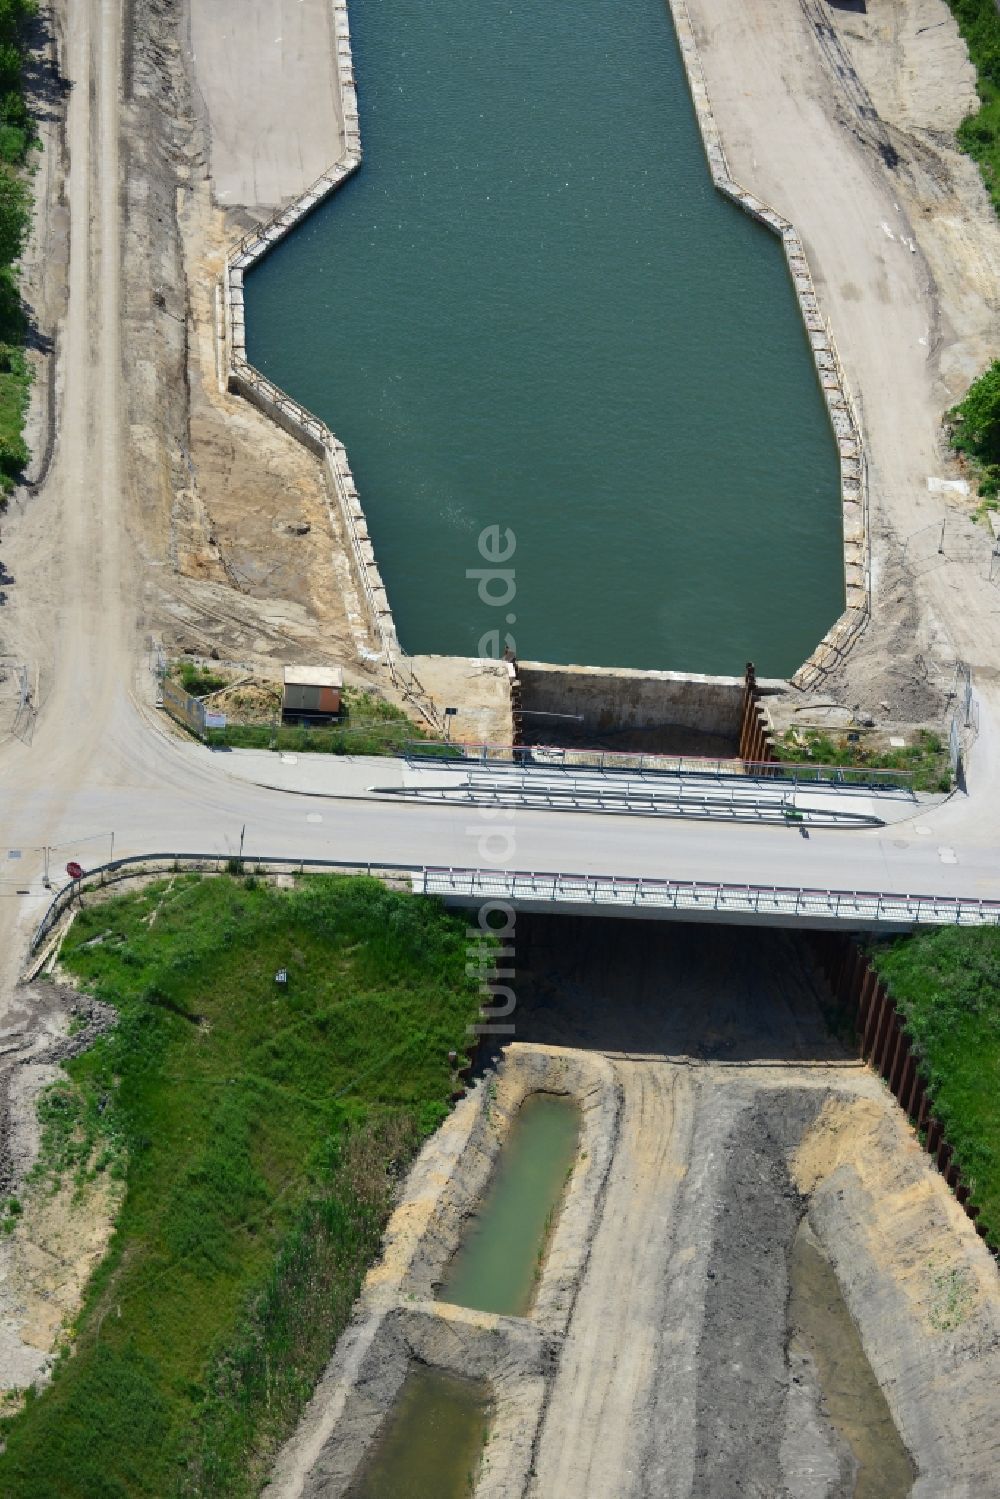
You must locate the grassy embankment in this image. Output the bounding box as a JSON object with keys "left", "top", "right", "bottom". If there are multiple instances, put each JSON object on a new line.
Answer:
{"left": 772, "top": 728, "right": 952, "bottom": 793}
{"left": 870, "top": 928, "right": 1000, "bottom": 1251}
{"left": 0, "top": 0, "right": 37, "bottom": 497}
{"left": 945, "top": 2, "right": 1000, "bottom": 507}
{"left": 172, "top": 662, "right": 445, "bottom": 757}
{"left": 0, "top": 875, "right": 483, "bottom": 1497}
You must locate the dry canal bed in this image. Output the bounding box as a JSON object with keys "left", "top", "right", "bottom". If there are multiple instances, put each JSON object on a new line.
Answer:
{"left": 271, "top": 918, "right": 1000, "bottom": 1498}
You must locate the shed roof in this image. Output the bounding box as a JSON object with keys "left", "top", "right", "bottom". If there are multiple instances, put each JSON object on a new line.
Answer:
{"left": 283, "top": 665, "right": 344, "bottom": 689}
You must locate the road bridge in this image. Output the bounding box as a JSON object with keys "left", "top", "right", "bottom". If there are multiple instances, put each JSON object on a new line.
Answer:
{"left": 24, "top": 850, "right": 1000, "bottom": 957}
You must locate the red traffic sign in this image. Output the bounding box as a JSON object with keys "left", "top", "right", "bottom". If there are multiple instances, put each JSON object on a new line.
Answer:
{"left": 66, "top": 861, "right": 84, "bottom": 880}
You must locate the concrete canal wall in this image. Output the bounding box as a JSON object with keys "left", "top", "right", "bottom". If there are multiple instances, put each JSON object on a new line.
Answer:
{"left": 516, "top": 662, "right": 784, "bottom": 748}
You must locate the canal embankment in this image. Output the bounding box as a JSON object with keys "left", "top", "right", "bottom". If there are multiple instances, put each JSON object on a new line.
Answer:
{"left": 681, "top": 0, "right": 1000, "bottom": 730}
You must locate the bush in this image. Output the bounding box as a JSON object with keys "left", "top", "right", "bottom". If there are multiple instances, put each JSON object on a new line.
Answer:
{"left": 0, "top": 0, "right": 35, "bottom": 495}
{"left": 176, "top": 662, "right": 228, "bottom": 697}
{"left": 948, "top": 359, "right": 1000, "bottom": 501}
{"left": 947, "top": 0, "right": 1000, "bottom": 212}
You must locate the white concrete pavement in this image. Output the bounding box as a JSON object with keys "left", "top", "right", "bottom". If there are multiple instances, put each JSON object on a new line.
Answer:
{"left": 188, "top": 0, "right": 344, "bottom": 208}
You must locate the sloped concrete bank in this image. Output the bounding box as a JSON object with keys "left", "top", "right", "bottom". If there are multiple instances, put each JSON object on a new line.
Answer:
{"left": 263, "top": 1043, "right": 620, "bottom": 1497}
{"left": 219, "top": 0, "right": 862, "bottom": 724}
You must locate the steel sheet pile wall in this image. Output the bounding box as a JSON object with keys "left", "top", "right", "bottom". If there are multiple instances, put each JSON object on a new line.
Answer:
{"left": 812, "top": 933, "right": 992, "bottom": 1246}
{"left": 738, "top": 661, "right": 776, "bottom": 765}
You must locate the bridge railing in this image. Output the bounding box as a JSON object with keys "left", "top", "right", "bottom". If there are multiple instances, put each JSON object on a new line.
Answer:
{"left": 419, "top": 868, "right": 1000, "bottom": 928}
{"left": 27, "top": 854, "right": 1000, "bottom": 961}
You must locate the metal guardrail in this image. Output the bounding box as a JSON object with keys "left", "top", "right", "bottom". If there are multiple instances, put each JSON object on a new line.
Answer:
{"left": 28, "top": 854, "right": 1000, "bottom": 958}
{"left": 375, "top": 779, "right": 887, "bottom": 828}
{"left": 402, "top": 740, "right": 916, "bottom": 792}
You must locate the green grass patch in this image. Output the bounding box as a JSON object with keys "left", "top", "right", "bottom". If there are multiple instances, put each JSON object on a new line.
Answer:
{"left": 771, "top": 728, "right": 951, "bottom": 793}
{"left": 208, "top": 719, "right": 457, "bottom": 757}
{"left": 0, "top": 0, "right": 36, "bottom": 497}
{"left": 174, "top": 661, "right": 229, "bottom": 698}
{"left": 871, "top": 927, "right": 1000, "bottom": 1249}
{"left": 0, "top": 874, "right": 483, "bottom": 1496}
{"left": 947, "top": 0, "right": 1000, "bottom": 215}
{"left": 206, "top": 687, "right": 448, "bottom": 758}
{"left": 947, "top": 357, "right": 1000, "bottom": 506}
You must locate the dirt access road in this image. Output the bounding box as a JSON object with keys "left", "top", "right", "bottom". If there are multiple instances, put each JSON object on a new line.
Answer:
{"left": 0, "top": 0, "right": 131, "bottom": 997}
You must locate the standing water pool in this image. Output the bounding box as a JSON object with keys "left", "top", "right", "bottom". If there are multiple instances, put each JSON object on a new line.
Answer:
{"left": 347, "top": 1367, "right": 489, "bottom": 1499}
{"left": 246, "top": 0, "right": 844, "bottom": 675}
{"left": 439, "top": 1091, "right": 580, "bottom": 1317}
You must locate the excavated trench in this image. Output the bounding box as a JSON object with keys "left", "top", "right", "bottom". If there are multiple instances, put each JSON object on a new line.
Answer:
{"left": 788, "top": 1221, "right": 916, "bottom": 1498}
{"left": 438, "top": 1091, "right": 580, "bottom": 1319}
{"left": 345, "top": 1367, "right": 489, "bottom": 1499}
{"left": 272, "top": 916, "right": 998, "bottom": 1498}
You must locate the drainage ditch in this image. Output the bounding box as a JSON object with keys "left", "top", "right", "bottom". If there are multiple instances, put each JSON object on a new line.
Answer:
{"left": 346, "top": 1366, "right": 490, "bottom": 1499}
{"left": 439, "top": 1091, "right": 581, "bottom": 1318}
{"left": 788, "top": 1220, "right": 916, "bottom": 1498}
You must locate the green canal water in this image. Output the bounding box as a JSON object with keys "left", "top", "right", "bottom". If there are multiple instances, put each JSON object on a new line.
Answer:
{"left": 439, "top": 1092, "right": 580, "bottom": 1317}
{"left": 347, "top": 1367, "right": 489, "bottom": 1499}
{"left": 246, "top": 0, "right": 844, "bottom": 675}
